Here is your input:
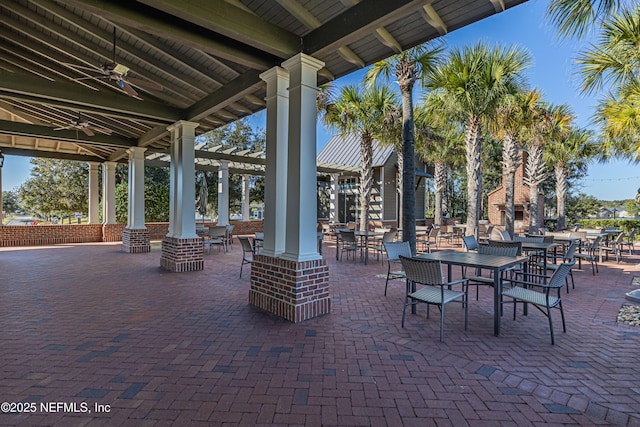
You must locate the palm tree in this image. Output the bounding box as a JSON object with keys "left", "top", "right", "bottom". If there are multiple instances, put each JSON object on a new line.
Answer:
{"left": 543, "top": 127, "right": 597, "bottom": 230}
{"left": 322, "top": 84, "right": 399, "bottom": 232}
{"left": 415, "top": 95, "right": 465, "bottom": 226}
{"left": 546, "top": 0, "right": 630, "bottom": 39}
{"left": 523, "top": 102, "right": 574, "bottom": 233}
{"left": 489, "top": 90, "right": 541, "bottom": 237}
{"left": 364, "top": 42, "right": 444, "bottom": 254}
{"left": 576, "top": 7, "right": 640, "bottom": 95}
{"left": 594, "top": 88, "right": 640, "bottom": 160}
{"left": 424, "top": 42, "right": 531, "bottom": 238}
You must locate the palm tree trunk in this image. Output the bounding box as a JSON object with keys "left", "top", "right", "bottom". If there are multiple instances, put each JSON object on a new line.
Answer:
{"left": 401, "top": 89, "right": 416, "bottom": 255}
{"left": 465, "top": 115, "right": 482, "bottom": 239}
{"left": 396, "top": 145, "right": 403, "bottom": 231}
{"left": 555, "top": 165, "right": 568, "bottom": 230}
{"left": 434, "top": 161, "right": 446, "bottom": 225}
{"left": 526, "top": 144, "right": 544, "bottom": 233}
{"left": 359, "top": 134, "right": 374, "bottom": 232}
{"left": 502, "top": 133, "right": 519, "bottom": 237}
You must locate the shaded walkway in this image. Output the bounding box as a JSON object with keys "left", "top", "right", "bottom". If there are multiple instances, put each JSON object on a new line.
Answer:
{"left": 1, "top": 240, "right": 639, "bottom": 426}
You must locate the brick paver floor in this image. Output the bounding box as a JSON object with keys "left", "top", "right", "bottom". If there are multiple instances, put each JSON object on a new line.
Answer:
{"left": 1, "top": 238, "right": 639, "bottom": 426}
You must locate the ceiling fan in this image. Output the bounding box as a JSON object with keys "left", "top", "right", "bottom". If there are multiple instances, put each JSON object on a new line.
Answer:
{"left": 67, "top": 28, "right": 163, "bottom": 97}
{"left": 54, "top": 112, "right": 113, "bottom": 137}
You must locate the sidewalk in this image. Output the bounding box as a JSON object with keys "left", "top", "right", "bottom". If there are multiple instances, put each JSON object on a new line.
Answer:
{"left": 1, "top": 240, "right": 639, "bottom": 426}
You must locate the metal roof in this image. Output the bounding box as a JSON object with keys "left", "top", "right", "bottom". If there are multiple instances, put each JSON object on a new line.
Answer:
{"left": 317, "top": 133, "right": 394, "bottom": 168}
{"left": 0, "top": 0, "right": 528, "bottom": 168}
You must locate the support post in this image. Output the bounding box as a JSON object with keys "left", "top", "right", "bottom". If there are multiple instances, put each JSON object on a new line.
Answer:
{"left": 249, "top": 54, "right": 330, "bottom": 323}
{"left": 87, "top": 162, "right": 99, "bottom": 224}
{"left": 242, "top": 174, "right": 251, "bottom": 221}
{"left": 161, "top": 121, "right": 203, "bottom": 272}
{"left": 217, "top": 160, "right": 230, "bottom": 226}
{"left": 122, "top": 147, "right": 150, "bottom": 253}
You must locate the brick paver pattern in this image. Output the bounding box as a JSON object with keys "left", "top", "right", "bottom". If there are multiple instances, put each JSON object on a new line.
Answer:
{"left": 1, "top": 239, "right": 639, "bottom": 426}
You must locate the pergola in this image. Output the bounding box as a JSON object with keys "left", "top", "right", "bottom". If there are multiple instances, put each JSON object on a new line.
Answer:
{"left": 0, "top": 0, "right": 527, "bottom": 322}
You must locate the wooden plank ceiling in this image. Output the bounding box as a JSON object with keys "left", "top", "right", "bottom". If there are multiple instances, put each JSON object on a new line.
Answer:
{"left": 0, "top": 0, "right": 527, "bottom": 172}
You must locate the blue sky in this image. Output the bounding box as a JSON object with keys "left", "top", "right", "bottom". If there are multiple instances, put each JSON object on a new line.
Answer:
{"left": 3, "top": 0, "right": 637, "bottom": 200}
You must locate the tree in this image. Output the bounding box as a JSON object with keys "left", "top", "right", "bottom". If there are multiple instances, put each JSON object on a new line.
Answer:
{"left": 415, "top": 94, "right": 465, "bottom": 226}
{"left": 546, "top": 0, "right": 630, "bottom": 39}
{"left": 322, "top": 84, "right": 399, "bottom": 232}
{"left": 364, "top": 42, "right": 444, "bottom": 253}
{"left": 567, "top": 193, "right": 600, "bottom": 220}
{"left": 490, "top": 90, "right": 541, "bottom": 237}
{"left": 114, "top": 166, "right": 170, "bottom": 223}
{"left": 523, "top": 102, "right": 574, "bottom": 232}
{"left": 18, "top": 158, "right": 88, "bottom": 219}
{"left": 578, "top": 8, "right": 640, "bottom": 160}
{"left": 2, "top": 190, "right": 21, "bottom": 214}
{"left": 424, "top": 42, "right": 531, "bottom": 238}
{"left": 544, "top": 127, "right": 597, "bottom": 230}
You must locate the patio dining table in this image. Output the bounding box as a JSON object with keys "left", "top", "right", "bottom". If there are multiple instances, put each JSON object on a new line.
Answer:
{"left": 418, "top": 250, "right": 528, "bottom": 336}
{"left": 510, "top": 241, "right": 557, "bottom": 274}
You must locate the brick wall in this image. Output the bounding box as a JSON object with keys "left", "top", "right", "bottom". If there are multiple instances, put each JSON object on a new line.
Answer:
{"left": 122, "top": 228, "right": 150, "bottom": 253}
{"left": 0, "top": 220, "right": 263, "bottom": 247}
{"left": 160, "top": 236, "right": 203, "bottom": 272}
{"left": 249, "top": 255, "right": 330, "bottom": 323}
{"left": 0, "top": 224, "right": 103, "bottom": 247}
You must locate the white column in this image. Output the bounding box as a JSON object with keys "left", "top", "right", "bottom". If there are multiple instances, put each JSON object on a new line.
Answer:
{"left": 281, "top": 53, "right": 324, "bottom": 262}
{"left": 330, "top": 174, "right": 339, "bottom": 223}
{"left": 87, "top": 162, "right": 100, "bottom": 224}
{"left": 166, "top": 121, "right": 199, "bottom": 239}
{"left": 259, "top": 66, "right": 289, "bottom": 257}
{"left": 217, "top": 160, "right": 230, "bottom": 226}
{"left": 102, "top": 162, "right": 117, "bottom": 224}
{"left": 242, "top": 174, "right": 251, "bottom": 221}
{"left": 126, "top": 147, "right": 147, "bottom": 229}
{"left": 0, "top": 166, "right": 3, "bottom": 223}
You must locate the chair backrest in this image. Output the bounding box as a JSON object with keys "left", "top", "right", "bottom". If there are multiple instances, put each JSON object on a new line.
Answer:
{"left": 399, "top": 255, "right": 444, "bottom": 286}
{"left": 628, "top": 229, "right": 637, "bottom": 240}
{"left": 488, "top": 239, "right": 522, "bottom": 256}
{"left": 340, "top": 230, "right": 356, "bottom": 243}
{"left": 209, "top": 225, "right": 227, "bottom": 238}
{"left": 499, "top": 230, "right": 511, "bottom": 241}
{"left": 238, "top": 236, "right": 254, "bottom": 254}
{"left": 384, "top": 241, "right": 412, "bottom": 262}
{"left": 588, "top": 235, "right": 603, "bottom": 250}
{"left": 254, "top": 231, "right": 264, "bottom": 240}
{"left": 513, "top": 235, "right": 544, "bottom": 243}
{"left": 428, "top": 227, "right": 439, "bottom": 238}
{"left": 564, "top": 240, "right": 579, "bottom": 260}
{"left": 479, "top": 244, "right": 519, "bottom": 257}
{"left": 382, "top": 230, "right": 396, "bottom": 243}
{"left": 543, "top": 235, "right": 555, "bottom": 243}
{"left": 548, "top": 259, "right": 577, "bottom": 289}
{"left": 614, "top": 232, "right": 625, "bottom": 244}
{"left": 462, "top": 235, "right": 478, "bottom": 252}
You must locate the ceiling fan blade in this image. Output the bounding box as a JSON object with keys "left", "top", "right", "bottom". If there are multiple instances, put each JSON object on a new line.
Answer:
{"left": 120, "top": 80, "right": 138, "bottom": 97}
{"left": 127, "top": 76, "right": 163, "bottom": 91}
{"left": 93, "top": 127, "right": 113, "bottom": 135}
{"left": 63, "top": 63, "right": 102, "bottom": 73}
{"left": 81, "top": 127, "right": 95, "bottom": 137}
{"left": 53, "top": 126, "right": 70, "bottom": 131}
{"left": 74, "top": 76, "right": 107, "bottom": 82}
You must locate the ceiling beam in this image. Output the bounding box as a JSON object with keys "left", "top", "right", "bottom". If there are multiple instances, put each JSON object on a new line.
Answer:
{"left": 421, "top": 4, "right": 448, "bottom": 35}
{"left": 303, "top": 0, "right": 425, "bottom": 56}
{"left": 0, "top": 72, "right": 183, "bottom": 123}
{"left": 62, "top": 0, "right": 278, "bottom": 70}
{"left": 0, "top": 119, "right": 137, "bottom": 148}
{"left": 186, "top": 70, "right": 263, "bottom": 122}
{"left": 0, "top": 146, "right": 107, "bottom": 163}
{"left": 138, "top": 0, "right": 300, "bottom": 59}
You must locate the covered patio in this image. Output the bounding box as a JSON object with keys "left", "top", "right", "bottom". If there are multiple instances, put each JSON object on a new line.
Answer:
{"left": 1, "top": 240, "right": 639, "bottom": 425}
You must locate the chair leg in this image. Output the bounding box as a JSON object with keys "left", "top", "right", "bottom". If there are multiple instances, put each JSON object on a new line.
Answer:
{"left": 384, "top": 265, "right": 390, "bottom": 296}
{"left": 547, "top": 306, "right": 555, "bottom": 345}
{"left": 401, "top": 297, "right": 409, "bottom": 328}
{"left": 440, "top": 304, "right": 445, "bottom": 342}
{"left": 559, "top": 301, "right": 566, "bottom": 333}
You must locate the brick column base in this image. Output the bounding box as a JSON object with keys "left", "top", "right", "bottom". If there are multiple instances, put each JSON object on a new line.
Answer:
{"left": 249, "top": 255, "right": 330, "bottom": 323}
{"left": 122, "top": 227, "right": 150, "bottom": 253}
{"left": 160, "top": 236, "right": 204, "bottom": 272}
